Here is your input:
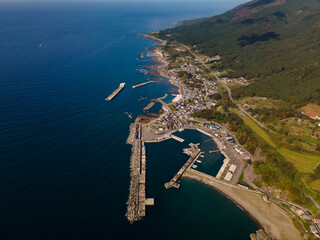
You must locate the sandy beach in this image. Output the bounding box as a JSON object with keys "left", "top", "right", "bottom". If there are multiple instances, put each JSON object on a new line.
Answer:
{"left": 184, "top": 169, "right": 303, "bottom": 240}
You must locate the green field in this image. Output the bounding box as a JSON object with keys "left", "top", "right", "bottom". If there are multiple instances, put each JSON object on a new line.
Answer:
{"left": 238, "top": 112, "right": 320, "bottom": 173}
{"left": 238, "top": 113, "right": 276, "bottom": 148}
{"left": 279, "top": 149, "right": 320, "bottom": 173}
{"left": 310, "top": 179, "right": 320, "bottom": 191}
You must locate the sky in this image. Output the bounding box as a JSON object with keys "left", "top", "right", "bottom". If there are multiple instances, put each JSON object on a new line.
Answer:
{"left": 1, "top": 0, "right": 248, "bottom": 2}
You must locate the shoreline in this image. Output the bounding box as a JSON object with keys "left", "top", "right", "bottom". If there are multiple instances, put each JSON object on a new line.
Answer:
{"left": 137, "top": 34, "right": 303, "bottom": 239}
{"left": 183, "top": 169, "right": 302, "bottom": 240}
{"left": 183, "top": 173, "right": 263, "bottom": 230}
{"left": 142, "top": 34, "right": 184, "bottom": 96}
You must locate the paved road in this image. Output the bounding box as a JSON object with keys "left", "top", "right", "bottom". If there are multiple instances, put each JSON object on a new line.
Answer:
{"left": 243, "top": 167, "right": 320, "bottom": 236}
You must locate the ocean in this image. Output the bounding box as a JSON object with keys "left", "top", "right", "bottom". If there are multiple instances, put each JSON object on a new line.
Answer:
{"left": 0, "top": 1, "right": 258, "bottom": 239}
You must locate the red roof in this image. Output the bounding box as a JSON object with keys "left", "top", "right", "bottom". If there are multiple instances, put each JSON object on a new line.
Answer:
{"left": 305, "top": 112, "right": 318, "bottom": 119}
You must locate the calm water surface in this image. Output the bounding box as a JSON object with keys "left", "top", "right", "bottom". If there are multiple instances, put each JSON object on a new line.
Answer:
{"left": 0, "top": 1, "right": 257, "bottom": 239}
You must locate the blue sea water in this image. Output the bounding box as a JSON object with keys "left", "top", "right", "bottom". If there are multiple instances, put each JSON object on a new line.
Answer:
{"left": 0, "top": 1, "right": 258, "bottom": 239}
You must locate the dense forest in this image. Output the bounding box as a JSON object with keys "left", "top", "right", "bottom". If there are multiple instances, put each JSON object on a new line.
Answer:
{"left": 158, "top": 0, "right": 320, "bottom": 105}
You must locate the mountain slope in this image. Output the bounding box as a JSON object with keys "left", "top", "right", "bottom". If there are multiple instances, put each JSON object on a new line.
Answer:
{"left": 158, "top": 0, "right": 320, "bottom": 105}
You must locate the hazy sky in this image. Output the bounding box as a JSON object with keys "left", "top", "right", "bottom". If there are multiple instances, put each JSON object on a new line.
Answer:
{"left": 2, "top": 0, "right": 248, "bottom": 2}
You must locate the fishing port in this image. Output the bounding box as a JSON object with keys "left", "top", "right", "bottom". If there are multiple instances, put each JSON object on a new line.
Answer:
{"left": 105, "top": 83, "right": 126, "bottom": 101}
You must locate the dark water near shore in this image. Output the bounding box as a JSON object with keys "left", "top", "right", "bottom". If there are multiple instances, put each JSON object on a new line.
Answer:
{"left": 0, "top": 1, "right": 257, "bottom": 239}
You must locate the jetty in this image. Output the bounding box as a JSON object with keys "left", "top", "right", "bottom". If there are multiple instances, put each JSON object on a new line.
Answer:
{"left": 170, "top": 134, "right": 185, "bottom": 143}
{"left": 216, "top": 157, "right": 230, "bottom": 179}
{"left": 209, "top": 150, "right": 220, "bottom": 153}
{"left": 164, "top": 143, "right": 200, "bottom": 189}
{"left": 126, "top": 119, "right": 154, "bottom": 223}
{"left": 158, "top": 94, "right": 168, "bottom": 100}
{"left": 143, "top": 102, "right": 155, "bottom": 111}
{"left": 157, "top": 98, "right": 166, "bottom": 106}
{"left": 132, "top": 80, "right": 157, "bottom": 89}
{"left": 105, "top": 83, "right": 125, "bottom": 101}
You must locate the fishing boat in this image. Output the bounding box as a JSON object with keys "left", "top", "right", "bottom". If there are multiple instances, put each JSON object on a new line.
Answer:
{"left": 124, "top": 112, "right": 133, "bottom": 119}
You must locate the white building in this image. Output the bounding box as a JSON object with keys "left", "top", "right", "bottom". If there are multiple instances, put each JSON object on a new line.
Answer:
{"left": 229, "top": 164, "right": 237, "bottom": 173}
{"left": 224, "top": 172, "right": 233, "bottom": 182}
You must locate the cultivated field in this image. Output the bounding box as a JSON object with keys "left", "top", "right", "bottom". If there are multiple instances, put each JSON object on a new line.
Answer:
{"left": 302, "top": 103, "right": 320, "bottom": 116}
{"left": 239, "top": 114, "right": 276, "bottom": 147}
{"left": 310, "top": 179, "right": 320, "bottom": 191}
{"left": 279, "top": 148, "right": 320, "bottom": 173}
{"left": 238, "top": 112, "right": 320, "bottom": 173}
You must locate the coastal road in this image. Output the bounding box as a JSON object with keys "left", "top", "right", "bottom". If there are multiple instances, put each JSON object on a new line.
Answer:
{"left": 243, "top": 167, "right": 320, "bottom": 236}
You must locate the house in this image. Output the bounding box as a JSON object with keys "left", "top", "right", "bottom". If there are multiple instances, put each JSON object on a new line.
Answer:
{"left": 304, "top": 112, "right": 319, "bottom": 120}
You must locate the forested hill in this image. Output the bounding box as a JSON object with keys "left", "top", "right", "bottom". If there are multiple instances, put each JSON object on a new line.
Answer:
{"left": 158, "top": 0, "right": 320, "bottom": 105}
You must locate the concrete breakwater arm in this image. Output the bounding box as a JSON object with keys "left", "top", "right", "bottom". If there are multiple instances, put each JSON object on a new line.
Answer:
{"left": 132, "top": 80, "right": 157, "bottom": 89}
{"left": 126, "top": 119, "right": 154, "bottom": 223}
{"left": 143, "top": 102, "right": 155, "bottom": 111}
{"left": 164, "top": 143, "right": 200, "bottom": 189}
{"left": 105, "top": 83, "right": 125, "bottom": 101}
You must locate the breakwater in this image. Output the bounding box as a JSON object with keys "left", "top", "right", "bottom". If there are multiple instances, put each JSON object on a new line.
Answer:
{"left": 132, "top": 80, "right": 157, "bottom": 89}
{"left": 105, "top": 83, "right": 126, "bottom": 101}
{"left": 143, "top": 102, "right": 155, "bottom": 111}
{"left": 164, "top": 143, "right": 200, "bottom": 189}
{"left": 170, "top": 134, "right": 185, "bottom": 143}
{"left": 126, "top": 118, "right": 154, "bottom": 223}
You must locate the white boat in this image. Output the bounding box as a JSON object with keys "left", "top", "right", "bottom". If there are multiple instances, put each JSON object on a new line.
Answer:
{"left": 192, "top": 164, "right": 198, "bottom": 169}
{"left": 196, "top": 160, "right": 202, "bottom": 163}
{"left": 200, "top": 155, "right": 204, "bottom": 158}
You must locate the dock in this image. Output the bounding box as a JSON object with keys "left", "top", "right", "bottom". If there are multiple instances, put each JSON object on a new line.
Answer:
{"left": 132, "top": 80, "right": 157, "bottom": 89}
{"left": 170, "top": 134, "right": 185, "bottom": 143}
{"left": 216, "top": 156, "right": 230, "bottom": 179}
{"left": 105, "top": 83, "right": 126, "bottom": 101}
{"left": 156, "top": 97, "right": 166, "bottom": 106}
{"left": 209, "top": 150, "right": 220, "bottom": 153}
{"left": 126, "top": 119, "right": 154, "bottom": 223}
{"left": 164, "top": 143, "right": 201, "bottom": 189}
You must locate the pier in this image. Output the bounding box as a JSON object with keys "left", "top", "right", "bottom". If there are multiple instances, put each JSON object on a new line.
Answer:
{"left": 132, "top": 80, "right": 157, "bottom": 89}
{"left": 164, "top": 143, "right": 200, "bottom": 189}
{"left": 157, "top": 98, "right": 166, "bottom": 106}
{"left": 216, "top": 157, "right": 230, "bottom": 179}
{"left": 209, "top": 150, "right": 220, "bottom": 153}
{"left": 170, "top": 134, "right": 185, "bottom": 143}
{"left": 105, "top": 83, "right": 125, "bottom": 101}
{"left": 126, "top": 119, "right": 154, "bottom": 223}
{"left": 158, "top": 94, "right": 168, "bottom": 100}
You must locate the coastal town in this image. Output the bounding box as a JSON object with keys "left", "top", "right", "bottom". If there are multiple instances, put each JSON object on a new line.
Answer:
{"left": 118, "top": 33, "right": 320, "bottom": 240}
{"left": 102, "top": 25, "right": 320, "bottom": 240}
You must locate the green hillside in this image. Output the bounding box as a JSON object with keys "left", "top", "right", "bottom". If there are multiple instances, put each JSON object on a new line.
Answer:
{"left": 158, "top": 0, "right": 320, "bottom": 105}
